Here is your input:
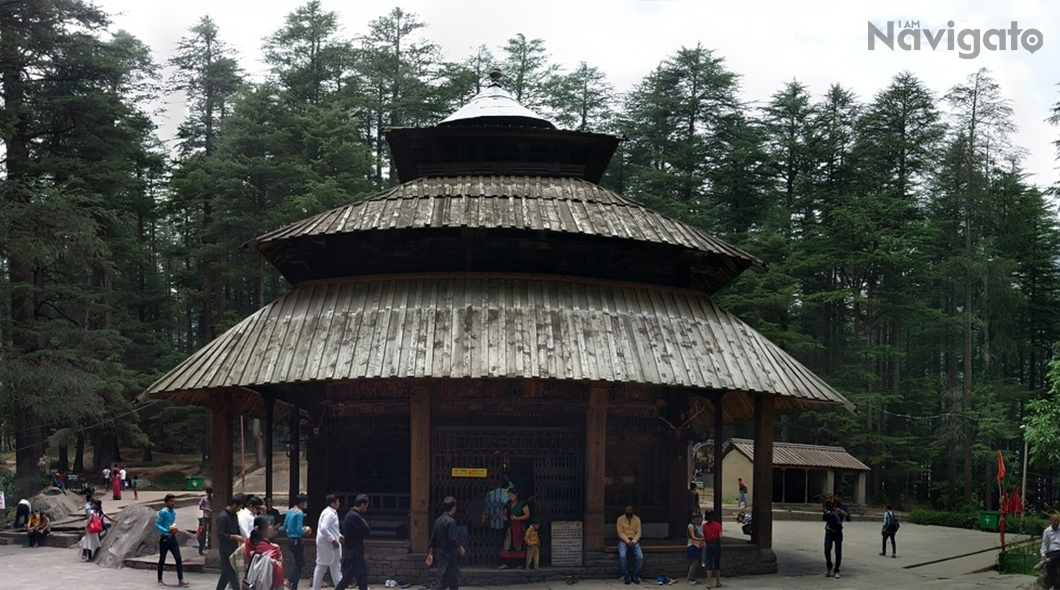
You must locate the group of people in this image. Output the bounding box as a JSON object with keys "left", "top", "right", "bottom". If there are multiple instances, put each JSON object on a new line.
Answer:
{"left": 199, "top": 491, "right": 467, "bottom": 590}
{"left": 614, "top": 504, "right": 723, "bottom": 587}
{"left": 79, "top": 491, "right": 117, "bottom": 561}
{"left": 102, "top": 464, "right": 138, "bottom": 500}
{"left": 14, "top": 498, "right": 52, "bottom": 548}
{"left": 486, "top": 486, "right": 540, "bottom": 570}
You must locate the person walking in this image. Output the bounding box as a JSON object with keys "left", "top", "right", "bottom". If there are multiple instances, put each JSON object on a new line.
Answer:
{"left": 427, "top": 496, "right": 465, "bottom": 590}
{"left": 156, "top": 493, "right": 189, "bottom": 587}
{"left": 881, "top": 505, "right": 898, "bottom": 558}
{"left": 313, "top": 494, "right": 342, "bottom": 590}
{"left": 336, "top": 494, "right": 370, "bottom": 590}
{"left": 216, "top": 496, "right": 245, "bottom": 590}
{"left": 242, "top": 515, "right": 285, "bottom": 589}
{"left": 240, "top": 496, "right": 264, "bottom": 539}
{"left": 823, "top": 498, "right": 848, "bottom": 579}
{"left": 702, "top": 511, "right": 723, "bottom": 589}
{"left": 284, "top": 494, "right": 311, "bottom": 590}
{"left": 80, "top": 505, "right": 104, "bottom": 561}
{"left": 737, "top": 478, "right": 748, "bottom": 508}
{"left": 1039, "top": 514, "right": 1060, "bottom": 589}
{"left": 616, "top": 505, "right": 644, "bottom": 585}
{"left": 199, "top": 486, "right": 214, "bottom": 555}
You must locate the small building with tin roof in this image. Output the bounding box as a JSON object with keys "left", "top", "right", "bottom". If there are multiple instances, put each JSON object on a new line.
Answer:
{"left": 143, "top": 70, "right": 852, "bottom": 583}
{"left": 722, "top": 438, "right": 870, "bottom": 506}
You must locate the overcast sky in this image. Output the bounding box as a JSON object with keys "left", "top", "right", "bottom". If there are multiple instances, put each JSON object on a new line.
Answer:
{"left": 97, "top": 0, "right": 1060, "bottom": 189}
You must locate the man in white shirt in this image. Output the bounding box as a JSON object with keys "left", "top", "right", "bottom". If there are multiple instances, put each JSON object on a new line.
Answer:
{"left": 314, "top": 494, "right": 343, "bottom": 590}
{"left": 237, "top": 496, "right": 264, "bottom": 538}
{"left": 102, "top": 466, "right": 110, "bottom": 484}
{"left": 15, "top": 498, "right": 32, "bottom": 530}
{"left": 119, "top": 467, "right": 127, "bottom": 489}
{"left": 1040, "top": 514, "right": 1060, "bottom": 588}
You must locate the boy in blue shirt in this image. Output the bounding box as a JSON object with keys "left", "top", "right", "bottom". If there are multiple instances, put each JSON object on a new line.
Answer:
{"left": 155, "top": 494, "right": 188, "bottom": 587}
{"left": 284, "top": 494, "right": 311, "bottom": 590}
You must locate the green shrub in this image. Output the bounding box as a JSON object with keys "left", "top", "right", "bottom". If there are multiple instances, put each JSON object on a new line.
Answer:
{"left": 907, "top": 509, "right": 1048, "bottom": 535}
{"left": 1005, "top": 515, "right": 1050, "bottom": 536}
{"left": 907, "top": 509, "right": 979, "bottom": 529}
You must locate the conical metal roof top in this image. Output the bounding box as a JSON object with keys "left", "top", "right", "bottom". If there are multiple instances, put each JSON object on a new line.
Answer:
{"left": 438, "top": 70, "right": 555, "bottom": 128}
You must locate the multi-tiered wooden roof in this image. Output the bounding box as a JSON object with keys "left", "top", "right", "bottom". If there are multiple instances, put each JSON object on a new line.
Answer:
{"left": 144, "top": 72, "right": 851, "bottom": 421}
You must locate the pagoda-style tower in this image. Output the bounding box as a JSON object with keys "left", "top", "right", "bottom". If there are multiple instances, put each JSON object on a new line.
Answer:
{"left": 145, "top": 72, "right": 850, "bottom": 583}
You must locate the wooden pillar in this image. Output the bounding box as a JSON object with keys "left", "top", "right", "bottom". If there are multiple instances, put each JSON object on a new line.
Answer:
{"left": 263, "top": 393, "right": 274, "bottom": 502}
{"left": 804, "top": 469, "right": 809, "bottom": 504}
{"left": 306, "top": 397, "right": 328, "bottom": 525}
{"left": 585, "top": 384, "right": 608, "bottom": 552}
{"left": 712, "top": 393, "right": 724, "bottom": 520}
{"left": 410, "top": 387, "right": 431, "bottom": 553}
{"left": 288, "top": 401, "right": 301, "bottom": 506}
{"left": 751, "top": 394, "right": 775, "bottom": 548}
{"left": 210, "top": 393, "right": 234, "bottom": 552}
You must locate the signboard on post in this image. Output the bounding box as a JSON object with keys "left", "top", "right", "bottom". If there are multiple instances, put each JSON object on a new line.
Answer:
{"left": 550, "top": 520, "right": 583, "bottom": 566}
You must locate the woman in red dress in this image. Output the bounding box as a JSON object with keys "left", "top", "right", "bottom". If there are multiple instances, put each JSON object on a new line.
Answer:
{"left": 111, "top": 465, "right": 122, "bottom": 500}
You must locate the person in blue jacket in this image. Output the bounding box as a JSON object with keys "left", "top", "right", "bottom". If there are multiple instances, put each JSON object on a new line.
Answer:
{"left": 156, "top": 493, "right": 188, "bottom": 587}
{"left": 284, "top": 494, "right": 311, "bottom": 590}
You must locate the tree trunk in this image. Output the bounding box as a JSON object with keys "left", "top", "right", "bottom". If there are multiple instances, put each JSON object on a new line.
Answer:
{"left": 252, "top": 418, "right": 266, "bottom": 468}
{"left": 93, "top": 432, "right": 119, "bottom": 472}
{"left": 74, "top": 431, "right": 85, "bottom": 473}
{"left": 58, "top": 443, "right": 69, "bottom": 472}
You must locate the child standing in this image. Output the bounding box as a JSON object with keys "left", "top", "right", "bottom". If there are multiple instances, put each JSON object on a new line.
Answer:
{"left": 702, "top": 511, "right": 723, "bottom": 589}
{"left": 524, "top": 521, "right": 542, "bottom": 569}
{"left": 686, "top": 513, "right": 704, "bottom": 584}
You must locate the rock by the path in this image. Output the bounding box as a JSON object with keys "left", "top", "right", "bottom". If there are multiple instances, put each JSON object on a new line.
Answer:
{"left": 30, "top": 487, "right": 85, "bottom": 522}
{"left": 96, "top": 505, "right": 193, "bottom": 568}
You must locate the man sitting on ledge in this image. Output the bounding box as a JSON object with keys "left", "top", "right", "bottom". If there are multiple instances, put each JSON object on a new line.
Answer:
{"left": 617, "top": 505, "right": 643, "bottom": 585}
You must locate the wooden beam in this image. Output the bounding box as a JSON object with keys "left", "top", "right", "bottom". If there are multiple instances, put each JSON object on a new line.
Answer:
{"left": 751, "top": 394, "right": 775, "bottom": 548}
{"left": 713, "top": 392, "right": 724, "bottom": 519}
{"left": 288, "top": 401, "right": 301, "bottom": 506}
{"left": 585, "top": 384, "right": 608, "bottom": 552}
{"left": 410, "top": 388, "right": 431, "bottom": 553}
{"left": 210, "top": 393, "right": 234, "bottom": 552}
{"left": 263, "top": 393, "right": 274, "bottom": 502}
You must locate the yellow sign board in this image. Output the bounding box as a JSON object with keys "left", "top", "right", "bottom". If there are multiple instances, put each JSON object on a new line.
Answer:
{"left": 451, "top": 468, "right": 488, "bottom": 478}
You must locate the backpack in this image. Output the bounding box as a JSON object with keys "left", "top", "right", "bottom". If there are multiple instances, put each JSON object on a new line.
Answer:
{"left": 243, "top": 549, "right": 276, "bottom": 590}
{"left": 885, "top": 511, "right": 900, "bottom": 533}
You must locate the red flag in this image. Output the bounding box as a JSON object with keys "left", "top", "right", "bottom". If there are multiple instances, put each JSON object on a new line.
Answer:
{"left": 1007, "top": 486, "right": 1024, "bottom": 514}
{"left": 997, "top": 451, "right": 1006, "bottom": 482}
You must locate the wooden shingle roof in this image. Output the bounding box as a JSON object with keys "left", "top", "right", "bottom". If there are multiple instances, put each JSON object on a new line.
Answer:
{"left": 727, "top": 438, "right": 870, "bottom": 471}
{"left": 144, "top": 275, "right": 850, "bottom": 421}
{"left": 253, "top": 176, "right": 762, "bottom": 293}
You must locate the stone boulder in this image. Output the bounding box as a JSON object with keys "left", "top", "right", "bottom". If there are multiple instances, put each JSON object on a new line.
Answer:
{"left": 30, "top": 487, "right": 85, "bottom": 524}
{"left": 96, "top": 505, "right": 193, "bottom": 568}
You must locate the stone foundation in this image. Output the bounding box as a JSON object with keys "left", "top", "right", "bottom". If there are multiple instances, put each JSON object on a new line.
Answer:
{"left": 262, "top": 538, "right": 776, "bottom": 586}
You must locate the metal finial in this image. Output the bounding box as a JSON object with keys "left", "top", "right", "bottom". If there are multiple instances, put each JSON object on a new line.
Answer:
{"left": 488, "top": 69, "right": 503, "bottom": 87}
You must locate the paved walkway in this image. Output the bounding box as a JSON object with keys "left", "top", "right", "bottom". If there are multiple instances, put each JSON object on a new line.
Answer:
{"left": 0, "top": 519, "right": 1040, "bottom": 589}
